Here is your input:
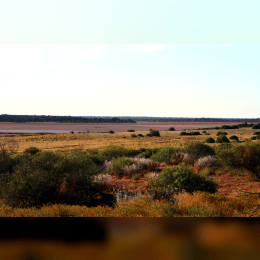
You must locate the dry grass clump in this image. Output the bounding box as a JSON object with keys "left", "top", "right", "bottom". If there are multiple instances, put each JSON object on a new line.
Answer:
{"left": 195, "top": 155, "right": 218, "bottom": 169}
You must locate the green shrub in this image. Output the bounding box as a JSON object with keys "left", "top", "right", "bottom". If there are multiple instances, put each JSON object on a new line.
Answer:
{"left": 0, "top": 150, "right": 13, "bottom": 176}
{"left": 146, "top": 133, "right": 152, "bottom": 137}
{"left": 127, "top": 129, "right": 135, "bottom": 132}
{"left": 168, "top": 127, "right": 175, "bottom": 131}
{"left": 252, "top": 124, "right": 260, "bottom": 129}
{"left": 132, "top": 173, "right": 141, "bottom": 180}
{"left": 151, "top": 147, "right": 177, "bottom": 163}
{"left": 204, "top": 133, "right": 210, "bottom": 135}
{"left": 215, "top": 142, "right": 260, "bottom": 175}
{"left": 214, "top": 127, "right": 220, "bottom": 130}
{"left": 216, "top": 131, "right": 228, "bottom": 136}
{"left": 205, "top": 137, "right": 215, "bottom": 143}
{"left": 0, "top": 151, "right": 104, "bottom": 208}
{"left": 70, "top": 131, "right": 74, "bottom": 134}
{"left": 148, "top": 165, "right": 218, "bottom": 194}
{"left": 137, "top": 134, "right": 144, "bottom": 137}
{"left": 108, "top": 130, "right": 114, "bottom": 134}
{"left": 230, "top": 135, "right": 239, "bottom": 141}
{"left": 138, "top": 148, "right": 159, "bottom": 159}
{"left": 184, "top": 142, "right": 215, "bottom": 159}
{"left": 149, "top": 130, "right": 160, "bottom": 137}
{"left": 108, "top": 157, "right": 137, "bottom": 177}
{"left": 131, "top": 134, "right": 137, "bottom": 138}
{"left": 202, "top": 130, "right": 207, "bottom": 133}
{"left": 99, "top": 145, "right": 128, "bottom": 161}
{"left": 216, "top": 135, "right": 230, "bottom": 143}
{"left": 23, "top": 146, "right": 41, "bottom": 156}
{"left": 180, "top": 132, "right": 188, "bottom": 136}
{"left": 253, "top": 132, "right": 260, "bottom": 135}
{"left": 189, "top": 132, "right": 201, "bottom": 135}
{"left": 251, "top": 136, "right": 257, "bottom": 140}
{"left": 221, "top": 125, "right": 239, "bottom": 129}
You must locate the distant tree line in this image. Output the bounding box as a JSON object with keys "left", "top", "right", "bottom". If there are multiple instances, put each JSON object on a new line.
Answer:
{"left": 0, "top": 115, "right": 136, "bottom": 123}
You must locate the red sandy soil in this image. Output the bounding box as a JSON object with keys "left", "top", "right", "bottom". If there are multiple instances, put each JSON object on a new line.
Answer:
{"left": 0, "top": 121, "right": 245, "bottom": 134}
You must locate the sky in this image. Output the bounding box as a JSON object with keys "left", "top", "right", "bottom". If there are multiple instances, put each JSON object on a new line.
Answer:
{"left": 1, "top": 44, "right": 259, "bottom": 118}
{"left": 0, "top": 1, "right": 259, "bottom": 119}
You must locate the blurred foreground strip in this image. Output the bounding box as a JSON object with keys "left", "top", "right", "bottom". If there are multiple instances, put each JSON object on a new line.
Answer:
{"left": 0, "top": 219, "right": 260, "bottom": 260}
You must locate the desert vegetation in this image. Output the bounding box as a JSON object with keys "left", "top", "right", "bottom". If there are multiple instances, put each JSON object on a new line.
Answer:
{"left": 0, "top": 126, "right": 260, "bottom": 217}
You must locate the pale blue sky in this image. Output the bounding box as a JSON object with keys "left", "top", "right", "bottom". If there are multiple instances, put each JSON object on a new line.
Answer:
{"left": 1, "top": 44, "right": 259, "bottom": 118}
{"left": 1, "top": 1, "right": 259, "bottom": 118}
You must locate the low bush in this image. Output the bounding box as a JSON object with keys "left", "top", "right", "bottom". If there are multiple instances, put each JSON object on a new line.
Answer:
{"left": 217, "top": 131, "right": 228, "bottom": 136}
{"left": 138, "top": 148, "right": 159, "bottom": 159}
{"left": 189, "top": 132, "right": 201, "bottom": 135}
{"left": 137, "top": 134, "right": 144, "bottom": 137}
{"left": 221, "top": 125, "right": 239, "bottom": 129}
{"left": 99, "top": 145, "right": 128, "bottom": 161}
{"left": 146, "top": 133, "right": 152, "bottom": 137}
{"left": 195, "top": 155, "right": 218, "bottom": 169}
{"left": 205, "top": 137, "right": 215, "bottom": 143}
{"left": 131, "top": 134, "right": 137, "bottom": 138}
{"left": 215, "top": 142, "right": 260, "bottom": 175}
{"left": 0, "top": 151, "right": 106, "bottom": 208}
{"left": 168, "top": 127, "right": 175, "bottom": 131}
{"left": 107, "top": 157, "right": 137, "bottom": 178}
{"left": 184, "top": 142, "right": 216, "bottom": 159}
{"left": 214, "top": 127, "right": 220, "bottom": 130}
{"left": 216, "top": 135, "right": 230, "bottom": 143}
{"left": 148, "top": 165, "right": 218, "bottom": 194}
{"left": 252, "top": 124, "right": 260, "bottom": 129}
{"left": 253, "top": 132, "right": 260, "bottom": 135}
{"left": 251, "top": 136, "right": 257, "bottom": 140}
{"left": 23, "top": 146, "right": 41, "bottom": 156}
{"left": 170, "top": 150, "right": 186, "bottom": 165}
{"left": 151, "top": 147, "right": 177, "bottom": 163}
{"left": 230, "top": 135, "right": 239, "bottom": 141}
{"left": 204, "top": 133, "right": 210, "bottom": 135}
{"left": 149, "top": 130, "right": 160, "bottom": 137}
{"left": 180, "top": 132, "right": 188, "bottom": 136}
{"left": 127, "top": 129, "right": 135, "bottom": 132}
{"left": 202, "top": 130, "right": 207, "bottom": 134}
{"left": 108, "top": 130, "right": 114, "bottom": 134}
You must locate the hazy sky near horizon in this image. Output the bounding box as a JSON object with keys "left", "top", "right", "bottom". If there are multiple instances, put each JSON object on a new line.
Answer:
{"left": 1, "top": 0, "right": 259, "bottom": 118}
{"left": 1, "top": 44, "right": 259, "bottom": 118}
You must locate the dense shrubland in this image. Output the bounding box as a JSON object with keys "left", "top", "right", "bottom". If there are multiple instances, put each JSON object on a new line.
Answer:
{"left": 0, "top": 135, "right": 260, "bottom": 216}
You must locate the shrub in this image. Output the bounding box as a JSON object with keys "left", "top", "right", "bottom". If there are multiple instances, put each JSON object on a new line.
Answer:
{"left": 205, "top": 137, "right": 215, "bottom": 143}
{"left": 202, "top": 130, "right": 207, "bottom": 133}
{"left": 184, "top": 142, "right": 215, "bottom": 159}
{"left": 189, "top": 132, "right": 201, "bottom": 135}
{"left": 99, "top": 145, "right": 128, "bottom": 161}
{"left": 70, "top": 131, "right": 74, "bottom": 134}
{"left": 170, "top": 150, "right": 186, "bottom": 165}
{"left": 252, "top": 124, "right": 260, "bottom": 129}
{"left": 151, "top": 147, "right": 177, "bottom": 163}
{"left": 108, "top": 130, "right": 114, "bottom": 134}
{"left": 23, "top": 146, "right": 41, "bottom": 156}
{"left": 215, "top": 142, "right": 260, "bottom": 175}
{"left": 168, "top": 127, "right": 175, "bottom": 131}
{"left": 131, "top": 134, "right": 137, "bottom": 138}
{"left": 127, "top": 129, "right": 135, "bottom": 132}
{"left": 0, "top": 152, "right": 105, "bottom": 208}
{"left": 146, "top": 133, "right": 152, "bottom": 137}
{"left": 216, "top": 135, "right": 230, "bottom": 143}
{"left": 199, "top": 167, "right": 213, "bottom": 177}
{"left": 138, "top": 148, "right": 159, "bottom": 159}
{"left": 214, "top": 127, "right": 220, "bottom": 130}
{"left": 195, "top": 155, "right": 218, "bottom": 169}
{"left": 149, "top": 130, "right": 160, "bottom": 137}
{"left": 137, "top": 134, "right": 144, "bottom": 137}
{"left": 251, "top": 136, "right": 257, "bottom": 140}
{"left": 132, "top": 157, "right": 157, "bottom": 171}
{"left": 148, "top": 165, "right": 218, "bottom": 194}
{"left": 253, "top": 132, "right": 260, "bottom": 135}
{"left": 107, "top": 157, "right": 137, "bottom": 177}
{"left": 230, "top": 135, "right": 239, "bottom": 141}
{"left": 180, "top": 132, "right": 188, "bottom": 136}
{"left": 216, "top": 131, "right": 228, "bottom": 136}
{"left": 204, "top": 133, "right": 210, "bottom": 135}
